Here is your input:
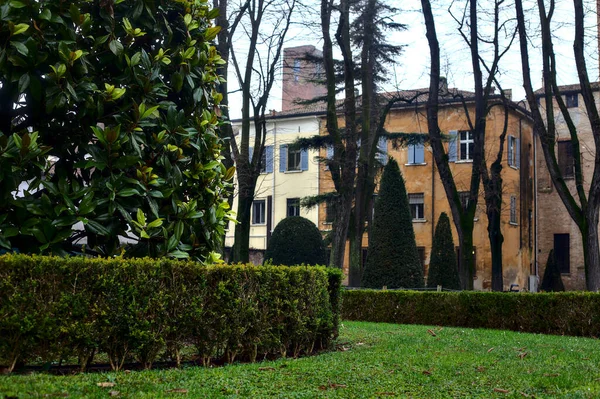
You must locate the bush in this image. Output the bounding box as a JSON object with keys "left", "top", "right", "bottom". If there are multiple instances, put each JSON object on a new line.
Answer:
{"left": 342, "top": 289, "right": 600, "bottom": 337}
{"left": 0, "top": 255, "right": 342, "bottom": 372}
{"left": 362, "top": 158, "right": 423, "bottom": 288}
{"left": 426, "top": 213, "right": 460, "bottom": 289}
{"left": 0, "top": 0, "right": 232, "bottom": 261}
{"left": 264, "top": 216, "right": 327, "bottom": 266}
{"left": 541, "top": 250, "right": 565, "bottom": 292}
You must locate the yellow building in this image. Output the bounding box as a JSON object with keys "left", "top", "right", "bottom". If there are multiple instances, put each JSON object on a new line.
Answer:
{"left": 316, "top": 90, "right": 536, "bottom": 291}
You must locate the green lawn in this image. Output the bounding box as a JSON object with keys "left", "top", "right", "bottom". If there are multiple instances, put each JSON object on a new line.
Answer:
{"left": 2, "top": 321, "right": 599, "bottom": 398}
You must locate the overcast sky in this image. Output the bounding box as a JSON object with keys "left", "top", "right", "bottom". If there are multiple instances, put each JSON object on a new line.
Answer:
{"left": 225, "top": 0, "right": 599, "bottom": 120}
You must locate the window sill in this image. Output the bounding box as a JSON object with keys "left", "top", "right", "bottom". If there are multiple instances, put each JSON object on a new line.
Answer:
{"left": 322, "top": 222, "right": 333, "bottom": 225}
{"left": 405, "top": 163, "right": 427, "bottom": 166}
{"left": 412, "top": 219, "right": 427, "bottom": 223}
{"left": 252, "top": 223, "right": 266, "bottom": 226}
{"left": 509, "top": 222, "right": 518, "bottom": 226}
{"left": 508, "top": 165, "right": 519, "bottom": 170}
{"left": 284, "top": 170, "right": 304, "bottom": 174}
{"left": 455, "top": 159, "right": 473, "bottom": 164}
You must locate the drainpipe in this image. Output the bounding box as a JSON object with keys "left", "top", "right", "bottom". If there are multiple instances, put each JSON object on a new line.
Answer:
{"left": 272, "top": 120, "right": 277, "bottom": 239}
{"left": 533, "top": 121, "right": 538, "bottom": 279}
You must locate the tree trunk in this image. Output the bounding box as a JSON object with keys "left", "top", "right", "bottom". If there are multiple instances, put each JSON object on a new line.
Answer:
{"left": 232, "top": 180, "right": 256, "bottom": 262}
{"left": 583, "top": 211, "right": 600, "bottom": 291}
{"left": 458, "top": 228, "right": 475, "bottom": 290}
{"left": 487, "top": 207, "right": 504, "bottom": 291}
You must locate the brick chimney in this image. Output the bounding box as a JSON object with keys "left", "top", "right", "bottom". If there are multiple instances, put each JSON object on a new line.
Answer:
{"left": 281, "top": 45, "right": 327, "bottom": 112}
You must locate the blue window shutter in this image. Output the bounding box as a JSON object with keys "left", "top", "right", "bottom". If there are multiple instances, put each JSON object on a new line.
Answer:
{"left": 265, "top": 145, "right": 273, "bottom": 173}
{"left": 279, "top": 145, "right": 287, "bottom": 172}
{"left": 408, "top": 145, "right": 415, "bottom": 164}
{"left": 415, "top": 144, "right": 425, "bottom": 164}
{"left": 377, "top": 137, "right": 388, "bottom": 165}
{"left": 249, "top": 146, "right": 254, "bottom": 163}
{"left": 300, "top": 148, "right": 309, "bottom": 171}
{"left": 326, "top": 145, "right": 334, "bottom": 159}
{"left": 448, "top": 130, "right": 458, "bottom": 162}
{"left": 507, "top": 136, "right": 513, "bottom": 166}
{"left": 516, "top": 138, "right": 521, "bottom": 169}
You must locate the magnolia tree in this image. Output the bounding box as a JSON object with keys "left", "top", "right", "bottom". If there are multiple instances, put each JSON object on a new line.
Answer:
{"left": 0, "top": 0, "right": 233, "bottom": 261}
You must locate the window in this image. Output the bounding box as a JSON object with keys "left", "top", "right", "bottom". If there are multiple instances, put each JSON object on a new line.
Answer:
{"left": 459, "top": 130, "right": 474, "bottom": 161}
{"left": 260, "top": 146, "right": 273, "bottom": 173}
{"left": 293, "top": 59, "right": 301, "bottom": 83}
{"left": 459, "top": 191, "right": 470, "bottom": 211}
{"left": 325, "top": 202, "right": 334, "bottom": 223}
{"left": 287, "top": 198, "right": 300, "bottom": 217}
{"left": 558, "top": 140, "right": 574, "bottom": 179}
{"left": 377, "top": 137, "right": 388, "bottom": 165}
{"left": 510, "top": 195, "right": 517, "bottom": 224}
{"left": 407, "top": 143, "right": 425, "bottom": 164}
{"left": 409, "top": 193, "right": 425, "bottom": 220}
{"left": 566, "top": 93, "right": 578, "bottom": 108}
{"left": 507, "top": 135, "right": 520, "bottom": 169}
{"left": 279, "top": 144, "right": 308, "bottom": 172}
{"left": 554, "top": 234, "right": 570, "bottom": 274}
{"left": 252, "top": 200, "right": 266, "bottom": 225}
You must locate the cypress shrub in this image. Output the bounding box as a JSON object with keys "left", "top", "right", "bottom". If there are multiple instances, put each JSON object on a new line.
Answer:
{"left": 0, "top": 255, "right": 341, "bottom": 373}
{"left": 541, "top": 250, "right": 565, "bottom": 292}
{"left": 362, "top": 158, "right": 424, "bottom": 289}
{"left": 264, "top": 216, "right": 327, "bottom": 266}
{"left": 426, "top": 212, "right": 460, "bottom": 289}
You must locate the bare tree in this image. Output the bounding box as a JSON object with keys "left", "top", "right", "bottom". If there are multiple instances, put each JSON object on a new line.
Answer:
{"left": 515, "top": 0, "right": 600, "bottom": 290}
{"left": 448, "top": 0, "right": 517, "bottom": 291}
{"left": 226, "top": 0, "right": 297, "bottom": 262}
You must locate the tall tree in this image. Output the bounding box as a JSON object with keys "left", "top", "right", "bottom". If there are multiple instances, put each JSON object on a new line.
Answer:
{"left": 515, "top": 0, "right": 600, "bottom": 290}
{"left": 362, "top": 158, "right": 424, "bottom": 289}
{"left": 228, "top": 0, "right": 296, "bottom": 262}
{"left": 420, "top": 0, "right": 515, "bottom": 290}
{"left": 448, "top": 0, "right": 517, "bottom": 291}
{"left": 312, "top": 0, "right": 405, "bottom": 285}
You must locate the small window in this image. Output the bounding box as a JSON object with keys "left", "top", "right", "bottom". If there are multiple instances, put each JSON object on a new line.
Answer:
{"left": 507, "top": 135, "right": 520, "bottom": 169}
{"left": 293, "top": 59, "right": 301, "bottom": 83}
{"left": 510, "top": 195, "right": 517, "bottom": 224}
{"left": 409, "top": 193, "right": 425, "bottom": 220}
{"left": 252, "top": 200, "right": 266, "bottom": 225}
{"left": 260, "top": 146, "right": 273, "bottom": 173}
{"left": 459, "top": 130, "right": 474, "bottom": 161}
{"left": 408, "top": 144, "right": 425, "bottom": 164}
{"left": 566, "top": 93, "right": 578, "bottom": 108}
{"left": 287, "top": 198, "right": 300, "bottom": 217}
{"left": 459, "top": 191, "right": 470, "bottom": 211}
{"left": 558, "top": 140, "right": 574, "bottom": 179}
{"left": 554, "top": 234, "right": 570, "bottom": 274}
{"left": 287, "top": 146, "right": 302, "bottom": 171}
{"left": 325, "top": 202, "right": 334, "bottom": 223}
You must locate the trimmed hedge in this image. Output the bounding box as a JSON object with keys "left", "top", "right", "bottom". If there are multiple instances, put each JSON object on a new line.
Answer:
{"left": 0, "top": 255, "right": 342, "bottom": 372}
{"left": 342, "top": 290, "right": 600, "bottom": 337}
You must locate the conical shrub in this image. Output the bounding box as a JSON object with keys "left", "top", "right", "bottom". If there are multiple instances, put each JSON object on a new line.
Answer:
{"left": 426, "top": 212, "right": 460, "bottom": 290}
{"left": 540, "top": 249, "right": 565, "bottom": 292}
{"left": 264, "top": 216, "right": 327, "bottom": 266}
{"left": 362, "top": 158, "right": 424, "bottom": 288}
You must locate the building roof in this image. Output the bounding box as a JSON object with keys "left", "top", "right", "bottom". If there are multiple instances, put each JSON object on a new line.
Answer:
{"left": 533, "top": 82, "right": 600, "bottom": 96}
{"left": 231, "top": 87, "right": 529, "bottom": 122}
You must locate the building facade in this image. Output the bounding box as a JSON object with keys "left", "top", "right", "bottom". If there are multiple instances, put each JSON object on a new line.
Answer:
{"left": 317, "top": 93, "right": 536, "bottom": 291}
{"left": 535, "top": 85, "right": 600, "bottom": 290}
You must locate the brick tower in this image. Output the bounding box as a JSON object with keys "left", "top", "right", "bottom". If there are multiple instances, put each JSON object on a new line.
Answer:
{"left": 281, "top": 45, "right": 327, "bottom": 112}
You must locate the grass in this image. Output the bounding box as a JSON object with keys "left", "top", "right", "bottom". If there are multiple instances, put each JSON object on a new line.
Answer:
{"left": 1, "top": 321, "right": 600, "bottom": 398}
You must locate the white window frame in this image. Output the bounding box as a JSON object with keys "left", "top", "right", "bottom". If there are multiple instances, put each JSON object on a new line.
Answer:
{"left": 409, "top": 193, "right": 425, "bottom": 221}
{"left": 252, "top": 200, "right": 266, "bottom": 225}
{"left": 459, "top": 130, "right": 474, "bottom": 161}
{"left": 287, "top": 146, "right": 302, "bottom": 171}
{"left": 509, "top": 195, "right": 517, "bottom": 225}
{"left": 287, "top": 198, "right": 300, "bottom": 217}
